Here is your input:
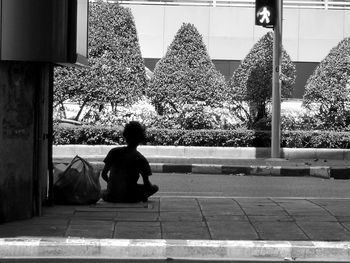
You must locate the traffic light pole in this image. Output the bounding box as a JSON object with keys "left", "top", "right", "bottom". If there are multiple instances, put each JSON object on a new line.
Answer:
{"left": 271, "top": 0, "right": 283, "bottom": 158}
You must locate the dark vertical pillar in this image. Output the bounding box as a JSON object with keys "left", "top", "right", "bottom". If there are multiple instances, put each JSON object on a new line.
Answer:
{"left": 0, "top": 61, "right": 49, "bottom": 223}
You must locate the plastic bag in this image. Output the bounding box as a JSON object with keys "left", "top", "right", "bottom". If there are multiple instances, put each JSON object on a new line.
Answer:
{"left": 54, "top": 155, "right": 101, "bottom": 205}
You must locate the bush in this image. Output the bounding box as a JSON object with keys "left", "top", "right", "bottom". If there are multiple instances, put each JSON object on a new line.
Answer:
{"left": 229, "top": 32, "right": 296, "bottom": 128}
{"left": 303, "top": 37, "right": 350, "bottom": 130}
{"left": 178, "top": 103, "right": 220, "bottom": 130}
{"left": 54, "top": 125, "right": 124, "bottom": 145}
{"left": 54, "top": 2, "right": 146, "bottom": 121}
{"left": 84, "top": 97, "right": 159, "bottom": 128}
{"left": 147, "top": 23, "right": 228, "bottom": 115}
{"left": 54, "top": 126, "right": 350, "bottom": 149}
{"left": 282, "top": 130, "right": 350, "bottom": 148}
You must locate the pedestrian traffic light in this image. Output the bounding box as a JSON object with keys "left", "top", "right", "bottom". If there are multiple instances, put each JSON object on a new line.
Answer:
{"left": 255, "top": 0, "right": 277, "bottom": 28}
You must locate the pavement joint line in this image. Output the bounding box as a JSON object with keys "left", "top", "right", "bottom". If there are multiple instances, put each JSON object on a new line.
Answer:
{"left": 268, "top": 197, "right": 311, "bottom": 240}
{"left": 306, "top": 199, "right": 350, "bottom": 235}
{"left": 2, "top": 238, "right": 350, "bottom": 261}
{"left": 232, "top": 199, "right": 262, "bottom": 240}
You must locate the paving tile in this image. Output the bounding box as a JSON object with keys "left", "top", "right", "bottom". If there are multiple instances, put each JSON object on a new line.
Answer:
{"left": 207, "top": 221, "right": 258, "bottom": 240}
{"left": 115, "top": 212, "right": 159, "bottom": 221}
{"left": 0, "top": 217, "right": 69, "bottom": 226}
{"left": 234, "top": 198, "right": 271, "bottom": 204}
{"left": 65, "top": 228, "right": 113, "bottom": 238}
{"left": 75, "top": 208, "right": 119, "bottom": 212}
{"left": 162, "top": 231, "right": 210, "bottom": 240}
{"left": 42, "top": 206, "right": 76, "bottom": 216}
{"left": 240, "top": 207, "right": 287, "bottom": 216}
{"left": 298, "top": 221, "right": 350, "bottom": 241}
{"left": 199, "top": 199, "right": 244, "bottom": 216}
{"left": 162, "top": 222, "right": 210, "bottom": 240}
{"left": 293, "top": 215, "right": 337, "bottom": 222}
{"left": 160, "top": 211, "right": 203, "bottom": 222}
{"left": 336, "top": 216, "right": 350, "bottom": 222}
{"left": 198, "top": 198, "right": 237, "bottom": 205}
{"left": 286, "top": 210, "right": 331, "bottom": 216}
{"left": 0, "top": 225, "right": 66, "bottom": 237}
{"left": 73, "top": 211, "right": 117, "bottom": 220}
{"left": 253, "top": 221, "right": 308, "bottom": 240}
{"left": 249, "top": 215, "right": 294, "bottom": 222}
{"left": 117, "top": 221, "right": 160, "bottom": 228}
{"left": 162, "top": 221, "right": 207, "bottom": 232}
{"left": 66, "top": 221, "right": 115, "bottom": 238}
{"left": 94, "top": 201, "right": 149, "bottom": 208}
{"left": 93, "top": 199, "right": 159, "bottom": 212}
{"left": 69, "top": 219, "right": 114, "bottom": 225}
{"left": 160, "top": 198, "right": 199, "bottom": 212}
{"left": 326, "top": 210, "right": 350, "bottom": 217}
{"left": 114, "top": 222, "right": 161, "bottom": 239}
{"left": 201, "top": 209, "right": 245, "bottom": 216}
{"left": 204, "top": 215, "right": 248, "bottom": 221}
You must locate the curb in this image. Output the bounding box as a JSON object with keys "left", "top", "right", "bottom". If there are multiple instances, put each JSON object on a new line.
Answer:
{"left": 53, "top": 145, "right": 350, "bottom": 160}
{"left": 1, "top": 238, "right": 350, "bottom": 261}
{"left": 54, "top": 160, "right": 337, "bottom": 179}
{"left": 150, "top": 163, "right": 332, "bottom": 179}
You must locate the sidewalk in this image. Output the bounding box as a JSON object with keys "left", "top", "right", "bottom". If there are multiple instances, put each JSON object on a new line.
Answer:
{"left": 2, "top": 197, "right": 350, "bottom": 241}
{"left": 2, "top": 197, "right": 350, "bottom": 261}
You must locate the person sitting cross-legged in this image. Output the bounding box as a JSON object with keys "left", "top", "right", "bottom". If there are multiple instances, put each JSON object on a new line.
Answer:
{"left": 101, "top": 121, "right": 159, "bottom": 203}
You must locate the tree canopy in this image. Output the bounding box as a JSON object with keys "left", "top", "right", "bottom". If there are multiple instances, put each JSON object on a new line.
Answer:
{"left": 54, "top": 1, "right": 146, "bottom": 120}
{"left": 147, "top": 23, "right": 228, "bottom": 115}
{"left": 229, "top": 32, "right": 296, "bottom": 128}
{"left": 303, "top": 37, "right": 350, "bottom": 130}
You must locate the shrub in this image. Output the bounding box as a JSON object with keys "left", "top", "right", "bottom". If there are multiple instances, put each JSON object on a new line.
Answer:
{"left": 147, "top": 23, "right": 228, "bottom": 115}
{"left": 54, "top": 1, "right": 146, "bottom": 121}
{"left": 84, "top": 97, "right": 159, "bottom": 128}
{"left": 54, "top": 126, "right": 350, "bottom": 149}
{"left": 177, "top": 103, "right": 220, "bottom": 130}
{"left": 303, "top": 37, "right": 350, "bottom": 130}
{"left": 229, "top": 32, "right": 296, "bottom": 128}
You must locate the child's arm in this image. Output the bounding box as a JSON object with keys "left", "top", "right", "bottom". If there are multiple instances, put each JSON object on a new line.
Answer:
{"left": 101, "top": 164, "right": 111, "bottom": 183}
{"left": 141, "top": 174, "right": 153, "bottom": 188}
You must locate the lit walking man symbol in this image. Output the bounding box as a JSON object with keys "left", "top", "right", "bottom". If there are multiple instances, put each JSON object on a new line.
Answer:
{"left": 257, "top": 7, "right": 270, "bottom": 24}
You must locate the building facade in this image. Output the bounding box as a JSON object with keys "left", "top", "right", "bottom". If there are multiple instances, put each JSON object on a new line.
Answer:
{"left": 117, "top": 0, "right": 350, "bottom": 98}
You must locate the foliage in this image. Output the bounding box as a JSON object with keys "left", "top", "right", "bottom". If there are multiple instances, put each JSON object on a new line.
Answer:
{"left": 176, "top": 102, "right": 241, "bottom": 130}
{"left": 178, "top": 103, "right": 220, "bottom": 129}
{"left": 229, "top": 32, "right": 296, "bottom": 128}
{"left": 54, "top": 126, "right": 350, "bottom": 149}
{"left": 54, "top": 1, "right": 146, "bottom": 120}
{"left": 280, "top": 107, "right": 324, "bottom": 131}
{"left": 303, "top": 37, "right": 350, "bottom": 130}
{"left": 282, "top": 130, "right": 350, "bottom": 148}
{"left": 83, "top": 97, "right": 159, "bottom": 128}
{"left": 147, "top": 23, "right": 228, "bottom": 115}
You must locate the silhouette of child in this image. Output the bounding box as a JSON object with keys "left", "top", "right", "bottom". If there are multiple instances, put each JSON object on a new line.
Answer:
{"left": 101, "top": 121, "right": 159, "bottom": 203}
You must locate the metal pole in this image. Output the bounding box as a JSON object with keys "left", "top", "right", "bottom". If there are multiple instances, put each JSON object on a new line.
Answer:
{"left": 271, "top": 0, "right": 282, "bottom": 158}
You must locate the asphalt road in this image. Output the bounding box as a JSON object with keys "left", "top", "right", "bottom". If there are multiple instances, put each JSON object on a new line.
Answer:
{"left": 148, "top": 173, "right": 350, "bottom": 198}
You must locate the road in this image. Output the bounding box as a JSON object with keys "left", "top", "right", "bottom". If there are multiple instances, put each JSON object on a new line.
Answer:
{"left": 146, "top": 173, "right": 350, "bottom": 198}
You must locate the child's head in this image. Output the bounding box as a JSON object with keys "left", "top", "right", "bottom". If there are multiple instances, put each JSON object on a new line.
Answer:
{"left": 123, "top": 121, "right": 146, "bottom": 146}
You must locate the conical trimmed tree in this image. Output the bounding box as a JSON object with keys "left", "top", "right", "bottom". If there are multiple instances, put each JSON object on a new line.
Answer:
{"left": 229, "top": 32, "right": 296, "bottom": 129}
{"left": 54, "top": 1, "right": 146, "bottom": 120}
{"left": 303, "top": 37, "right": 350, "bottom": 130}
{"left": 147, "top": 23, "right": 228, "bottom": 115}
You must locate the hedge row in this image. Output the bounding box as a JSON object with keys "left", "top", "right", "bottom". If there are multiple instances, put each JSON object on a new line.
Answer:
{"left": 53, "top": 125, "right": 350, "bottom": 148}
